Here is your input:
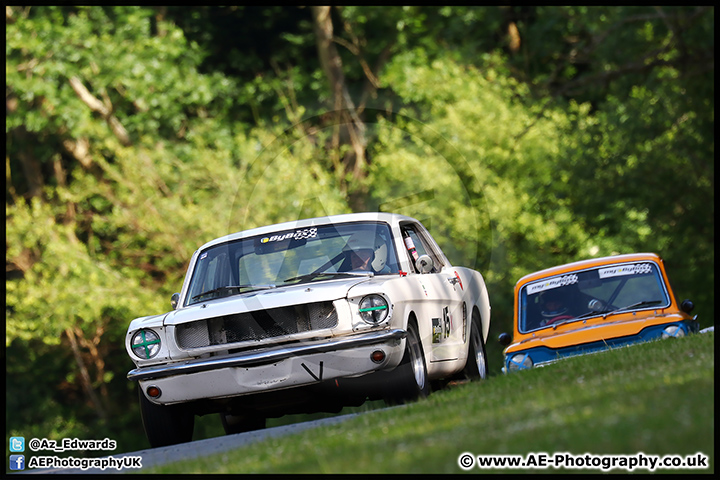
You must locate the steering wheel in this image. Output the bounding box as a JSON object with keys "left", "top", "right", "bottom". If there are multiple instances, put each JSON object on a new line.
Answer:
{"left": 545, "top": 315, "right": 575, "bottom": 325}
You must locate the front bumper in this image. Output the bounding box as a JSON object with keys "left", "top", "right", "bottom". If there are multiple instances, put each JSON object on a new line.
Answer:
{"left": 503, "top": 320, "right": 699, "bottom": 373}
{"left": 129, "top": 328, "right": 406, "bottom": 404}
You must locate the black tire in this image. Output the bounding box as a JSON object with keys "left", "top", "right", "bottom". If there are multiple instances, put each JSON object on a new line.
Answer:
{"left": 384, "top": 320, "right": 430, "bottom": 405}
{"left": 138, "top": 388, "right": 194, "bottom": 448}
{"left": 462, "top": 312, "right": 488, "bottom": 380}
{"left": 220, "top": 412, "right": 266, "bottom": 435}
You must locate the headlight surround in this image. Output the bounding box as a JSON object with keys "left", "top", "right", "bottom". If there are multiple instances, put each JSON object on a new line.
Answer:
{"left": 131, "top": 329, "right": 161, "bottom": 359}
{"left": 358, "top": 294, "right": 390, "bottom": 325}
{"left": 508, "top": 352, "right": 533, "bottom": 372}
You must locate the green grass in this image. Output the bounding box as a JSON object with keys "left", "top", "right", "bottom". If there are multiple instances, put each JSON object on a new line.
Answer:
{"left": 145, "top": 332, "right": 714, "bottom": 474}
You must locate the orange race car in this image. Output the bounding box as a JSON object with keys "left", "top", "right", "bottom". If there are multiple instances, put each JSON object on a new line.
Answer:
{"left": 498, "top": 253, "right": 699, "bottom": 372}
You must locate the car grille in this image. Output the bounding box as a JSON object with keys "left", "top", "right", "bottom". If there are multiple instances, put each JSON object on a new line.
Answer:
{"left": 175, "top": 302, "right": 339, "bottom": 349}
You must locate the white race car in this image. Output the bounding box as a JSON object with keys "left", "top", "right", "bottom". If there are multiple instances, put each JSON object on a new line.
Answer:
{"left": 126, "top": 213, "right": 491, "bottom": 447}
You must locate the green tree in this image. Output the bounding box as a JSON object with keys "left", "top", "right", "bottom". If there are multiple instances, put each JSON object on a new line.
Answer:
{"left": 6, "top": 5, "right": 349, "bottom": 449}
{"left": 5, "top": 6, "right": 713, "bottom": 449}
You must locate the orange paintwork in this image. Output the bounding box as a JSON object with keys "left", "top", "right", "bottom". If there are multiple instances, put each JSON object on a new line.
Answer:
{"left": 505, "top": 253, "right": 693, "bottom": 355}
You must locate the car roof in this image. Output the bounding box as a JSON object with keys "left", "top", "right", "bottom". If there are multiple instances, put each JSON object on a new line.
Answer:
{"left": 197, "top": 212, "right": 419, "bottom": 251}
{"left": 515, "top": 253, "right": 663, "bottom": 288}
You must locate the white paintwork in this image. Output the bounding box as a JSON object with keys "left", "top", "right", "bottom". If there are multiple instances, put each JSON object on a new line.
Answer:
{"left": 125, "top": 212, "right": 491, "bottom": 405}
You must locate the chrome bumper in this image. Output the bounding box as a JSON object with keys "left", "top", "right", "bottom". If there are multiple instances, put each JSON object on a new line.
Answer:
{"left": 127, "top": 328, "right": 406, "bottom": 381}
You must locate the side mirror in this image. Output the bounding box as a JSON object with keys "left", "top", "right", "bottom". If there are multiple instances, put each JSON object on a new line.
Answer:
{"left": 498, "top": 332, "right": 512, "bottom": 346}
{"left": 171, "top": 292, "right": 180, "bottom": 310}
{"left": 680, "top": 299, "right": 695, "bottom": 314}
{"left": 415, "top": 254, "right": 434, "bottom": 274}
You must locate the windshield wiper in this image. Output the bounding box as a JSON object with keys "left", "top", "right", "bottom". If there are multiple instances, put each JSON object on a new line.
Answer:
{"left": 574, "top": 311, "right": 598, "bottom": 320}
{"left": 191, "top": 284, "right": 276, "bottom": 301}
{"left": 602, "top": 300, "right": 663, "bottom": 318}
{"left": 551, "top": 317, "right": 579, "bottom": 329}
{"left": 282, "top": 271, "right": 374, "bottom": 284}
{"left": 551, "top": 300, "right": 665, "bottom": 327}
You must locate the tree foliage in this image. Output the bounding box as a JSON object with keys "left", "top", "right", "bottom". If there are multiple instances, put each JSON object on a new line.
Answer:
{"left": 5, "top": 6, "right": 713, "bottom": 451}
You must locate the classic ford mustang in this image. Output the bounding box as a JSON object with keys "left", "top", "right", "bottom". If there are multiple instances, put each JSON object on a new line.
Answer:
{"left": 498, "top": 253, "right": 699, "bottom": 373}
{"left": 126, "top": 213, "right": 491, "bottom": 447}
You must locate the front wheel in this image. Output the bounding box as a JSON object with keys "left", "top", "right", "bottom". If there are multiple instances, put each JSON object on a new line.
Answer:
{"left": 462, "top": 312, "right": 488, "bottom": 380}
{"left": 384, "top": 320, "right": 430, "bottom": 405}
{"left": 138, "top": 388, "right": 194, "bottom": 448}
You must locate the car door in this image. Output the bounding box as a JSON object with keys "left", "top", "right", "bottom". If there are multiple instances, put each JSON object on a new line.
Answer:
{"left": 400, "top": 222, "right": 465, "bottom": 362}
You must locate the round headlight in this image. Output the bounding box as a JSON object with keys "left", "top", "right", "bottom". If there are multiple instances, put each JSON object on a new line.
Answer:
{"left": 508, "top": 353, "right": 533, "bottom": 372}
{"left": 358, "top": 295, "right": 389, "bottom": 325}
{"left": 132, "top": 329, "right": 161, "bottom": 359}
{"left": 662, "top": 325, "right": 685, "bottom": 339}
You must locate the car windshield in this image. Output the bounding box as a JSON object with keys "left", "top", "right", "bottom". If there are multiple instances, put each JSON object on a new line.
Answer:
{"left": 185, "top": 222, "right": 400, "bottom": 306}
{"left": 519, "top": 261, "right": 671, "bottom": 333}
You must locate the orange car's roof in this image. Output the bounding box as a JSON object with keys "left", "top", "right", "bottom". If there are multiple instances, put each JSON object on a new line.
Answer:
{"left": 515, "top": 253, "right": 663, "bottom": 289}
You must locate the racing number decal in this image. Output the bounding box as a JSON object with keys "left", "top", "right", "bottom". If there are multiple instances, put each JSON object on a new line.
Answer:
{"left": 432, "top": 306, "right": 452, "bottom": 343}
{"left": 432, "top": 318, "right": 442, "bottom": 343}
{"left": 443, "top": 306, "right": 451, "bottom": 340}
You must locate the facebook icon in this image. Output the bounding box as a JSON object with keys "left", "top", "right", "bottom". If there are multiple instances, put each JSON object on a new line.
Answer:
{"left": 10, "top": 454, "right": 25, "bottom": 471}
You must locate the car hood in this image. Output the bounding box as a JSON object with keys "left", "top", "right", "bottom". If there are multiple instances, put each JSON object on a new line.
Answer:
{"left": 506, "top": 311, "right": 687, "bottom": 353}
{"left": 163, "top": 277, "right": 373, "bottom": 326}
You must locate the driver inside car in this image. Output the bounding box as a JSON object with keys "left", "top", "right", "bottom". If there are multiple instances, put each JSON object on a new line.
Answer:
{"left": 342, "top": 232, "right": 390, "bottom": 273}
{"left": 539, "top": 289, "right": 576, "bottom": 326}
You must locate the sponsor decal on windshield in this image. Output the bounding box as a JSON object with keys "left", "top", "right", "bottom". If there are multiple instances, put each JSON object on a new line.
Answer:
{"left": 598, "top": 263, "right": 653, "bottom": 278}
{"left": 527, "top": 274, "right": 579, "bottom": 295}
{"left": 260, "top": 228, "right": 318, "bottom": 244}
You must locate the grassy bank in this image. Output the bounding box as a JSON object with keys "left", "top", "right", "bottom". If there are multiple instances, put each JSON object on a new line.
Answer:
{"left": 146, "top": 332, "right": 714, "bottom": 474}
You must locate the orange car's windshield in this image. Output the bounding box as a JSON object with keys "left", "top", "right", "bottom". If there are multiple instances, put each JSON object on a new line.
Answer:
{"left": 519, "top": 262, "right": 671, "bottom": 333}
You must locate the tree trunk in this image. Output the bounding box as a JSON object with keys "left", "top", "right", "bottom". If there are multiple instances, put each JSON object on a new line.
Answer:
{"left": 15, "top": 127, "right": 44, "bottom": 198}
{"left": 311, "top": 6, "right": 368, "bottom": 210}
{"left": 66, "top": 327, "right": 107, "bottom": 422}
